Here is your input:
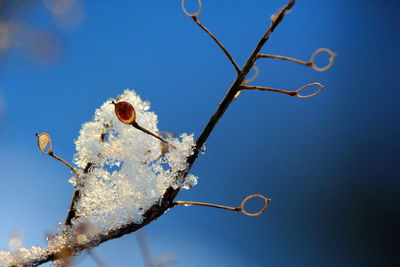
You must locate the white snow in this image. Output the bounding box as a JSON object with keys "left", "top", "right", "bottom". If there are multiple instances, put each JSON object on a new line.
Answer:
{"left": 71, "top": 89, "right": 197, "bottom": 232}
{"left": 0, "top": 89, "right": 198, "bottom": 266}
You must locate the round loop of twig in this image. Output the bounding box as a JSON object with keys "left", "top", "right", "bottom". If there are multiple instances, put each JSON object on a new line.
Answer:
{"left": 239, "top": 194, "right": 270, "bottom": 216}
{"left": 310, "top": 48, "right": 337, "bottom": 72}
{"left": 181, "top": 0, "right": 202, "bottom": 17}
{"left": 35, "top": 133, "right": 53, "bottom": 154}
{"left": 243, "top": 66, "right": 260, "bottom": 85}
{"left": 295, "top": 82, "right": 325, "bottom": 98}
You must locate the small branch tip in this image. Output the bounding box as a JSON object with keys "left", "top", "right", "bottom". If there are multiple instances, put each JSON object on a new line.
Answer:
{"left": 257, "top": 47, "right": 336, "bottom": 72}
{"left": 182, "top": 0, "right": 240, "bottom": 73}
{"left": 241, "top": 82, "right": 325, "bottom": 98}
{"left": 173, "top": 194, "right": 270, "bottom": 216}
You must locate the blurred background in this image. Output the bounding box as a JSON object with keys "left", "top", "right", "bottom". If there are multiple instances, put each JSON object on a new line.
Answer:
{"left": 0, "top": 0, "right": 399, "bottom": 266}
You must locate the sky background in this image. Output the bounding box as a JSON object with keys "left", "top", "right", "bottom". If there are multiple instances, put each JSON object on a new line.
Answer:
{"left": 0, "top": 0, "right": 399, "bottom": 266}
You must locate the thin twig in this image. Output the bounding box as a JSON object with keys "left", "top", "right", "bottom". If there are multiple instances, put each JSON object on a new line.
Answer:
{"left": 191, "top": 16, "right": 240, "bottom": 73}
{"left": 182, "top": 0, "right": 240, "bottom": 73}
{"left": 64, "top": 189, "right": 80, "bottom": 226}
{"left": 173, "top": 194, "right": 270, "bottom": 216}
{"left": 186, "top": 0, "right": 296, "bottom": 168}
{"left": 258, "top": 48, "right": 337, "bottom": 72}
{"left": 258, "top": 53, "right": 312, "bottom": 66}
{"left": 48, "top": 152, "right": 77, "bottom": 175}
{"left": 242, "top": 85, "right": 297, "bottom": 96}
{"left": 65, "top": 162, "right": 93, "bottom": 226}
{"left": 241, "top": 82, "right": 325, "bottom": 98}
{"left": 133, "top": 122, "right": 176, "bottom": 149}
{"left": 174, "top": 200, "right": 241, "bottom": 212}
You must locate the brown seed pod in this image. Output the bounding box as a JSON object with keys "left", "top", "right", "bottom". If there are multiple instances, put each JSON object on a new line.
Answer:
{"left": 113, "top": 101, "right": 176, "bottom": 148}
{"left": 114, "top": 101, "right": 136, "bottom": 125}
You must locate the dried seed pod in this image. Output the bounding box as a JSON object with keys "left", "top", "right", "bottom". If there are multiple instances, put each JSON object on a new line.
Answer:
{"left": 35, "top": 133, "right": 53, "bottom": 154}
{"left": 114, "top": 101, "right": 136, "bottom": 125}
{"left": 113, "top": 101, "right": 175, "bottom": 148}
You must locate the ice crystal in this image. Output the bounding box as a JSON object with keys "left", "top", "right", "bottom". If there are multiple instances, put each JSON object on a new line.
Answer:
{"left": 0, "top": 90, "right": 198, "bottom": 266}
{"left": 0, "top": 246, "right": 50, "bottom": 266}
{"left": 71, "top": 89, "right": 197, "bottom": 232}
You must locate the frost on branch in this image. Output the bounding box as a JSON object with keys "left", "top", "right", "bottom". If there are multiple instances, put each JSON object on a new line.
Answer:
{"left": 0, "top": 247, "right": 50, "bottom": 266}
{"left": 0, "top": 90, "right": 197, "bottom": 266}
{"left": 71, "top": 89, "right": 197, "bottom": 231}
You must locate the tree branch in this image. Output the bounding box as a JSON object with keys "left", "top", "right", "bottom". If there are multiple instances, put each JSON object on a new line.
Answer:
{"left": 182, "top": 0, "right": 241, "bottom": 73}
{"left": 257, "top": 48, "right": 337, "bottom": 72}
{"left": 241, "top": 82, "right": 325, "bottom": 98}
{"left": 190, "top": 16, "right": 240, "bottom": 73}
{"left": 186, "top": 0, "right": 296, "bottom": 168}
{"left": 6, "top": 1, "right": 303, "bottom": 265}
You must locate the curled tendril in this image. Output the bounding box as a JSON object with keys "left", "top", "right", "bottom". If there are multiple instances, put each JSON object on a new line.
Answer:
{"left": 310, "top": 48, "right": 337, "bottom": 72}
{"left": 295, "top": 82, "right": 325, "bottom": 98}
{"left": 173, "top": 194, "right": 270, "bottom": 216}
{"left": 35, "top": 132, "right": 53, "bottom": 154}
{"left": 239, "top": 194, "right": 270, "bottom": 216}
{"left": 182, "top": 0, "right": 202, "bottom": 17}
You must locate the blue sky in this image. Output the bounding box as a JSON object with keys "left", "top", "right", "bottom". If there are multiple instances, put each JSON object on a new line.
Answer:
{"left": 0, "top": 0, "right": 399, "bottom": 266}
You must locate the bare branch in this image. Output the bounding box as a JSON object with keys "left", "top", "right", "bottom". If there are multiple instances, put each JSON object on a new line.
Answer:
{"left": 182, "top": 0, "right": 240, "bottom": 73}
{"left": 258, "top": 48, "right": 337, "bottom": 72}
{"left": 258, "top": 53, "right": 312, "bottom": 67}
{"left": 241, "top": 82, "right": 325, "bottom": 98}
{"left": 173, "top": 194, "right": 271, "bottom": 216}
{"left": 35, "top": 133, "right": 77, "bottom": 174}
{"left": 65, "top": 162, "right": 93, "bottom": 226}
{"left": 186, "top": 0, "right": 296, "bottom": 168}
{"left": 242, "top": 85, "right": 297, "bottom": 96}
{"left": 3, "top": 1, "right": 337, "bottom": 266}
